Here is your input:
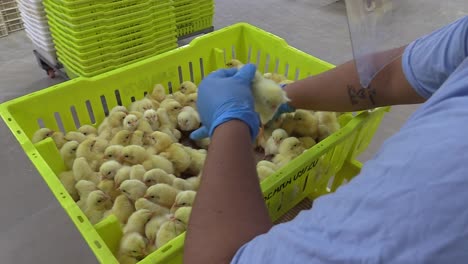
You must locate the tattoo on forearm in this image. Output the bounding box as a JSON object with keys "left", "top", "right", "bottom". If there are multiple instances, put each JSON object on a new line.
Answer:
{"left": 347, "top": 85, "right": 377, "bottom": 106}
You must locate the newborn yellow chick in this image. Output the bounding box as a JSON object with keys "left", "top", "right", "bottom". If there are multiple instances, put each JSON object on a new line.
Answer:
{"left": 110, "top": 130, "right": 132, "bottom": 146}
{"left": 135, "top": 198, "right": 170, "bottom": 215}
{"left": 123, "top": 114, "right": 140, "bottom": 132}
{"left": 177, "top": 106, "right": 200, "bottom": 131}
{"left": 98, "top": 111, "right": 127, "bottom": 135}
{"left": 98, "top": 179, "right": 120, "bottom": 202}
{"left": 59, "top": 171, "right": 79, "bottom": 201}
{"left": 147, "top": 84, "right": 167, "bottom": 106}
{"left": 84, "top": 190, "right": 112, "bottom": 224}
{"left": 130, "top": 130, "right": 144, "bottom": 146}
{"left": 143, "top": 168, "right": 176, "bottom": 186}
{"left": 51, "top": 131, "right": 67, "bottom": 149}
{"left": 184, "top": 93, "right": 198, "bottom": 109}
{"left": 110, "top": 105, "right": 129, "bottom": 115}
{"left": 171, "top": 190, "right": 196, "bottom": 213}
{"left": 226, "top": 59, "right": 289, "bottom": 124}
{"left": 150, "top": 131, "right": 175, "bottom": 154}
{"left": 160, "top": 143, "right": 192, "bottom": 176}
{"left": 32, "top": 128, "right": 54, "bottom": 143}
{"left": 118, "top": 232, "right": 147, "bottom": 262}
{"left": 76, "top": 138, "right": 107, "bottom": 170}
{"left": 159, "top": 98, "right": 182, "bottom": 125}
{"left": 99, "top": 160, "right": 122, "bottom": 181}
{"left": 184, "top": 147, "right": 206, "bottom": 176}
{"left": 119, "top": 179, "right": 148, "bottom": 202}
{"left": 265, "top": 128, "right": 288, "bottom": 156}
{"left": 60, "top": 141, "right": 79, "bottom": 169}
{"left": 179, "top": 81, "right": 198, "bottom": 94}
{"left": 72, "top": 157, "right": 99, "bottom": 184}
{"left": 130, "top": 165, "right": 146, "bottom": 182}
{"left": 75, "top": 180, "right": 98, "bottom": 209}
{"left": 298, "top": 137, "right": 317, "bottom": 149}
{"left": 168, "top": 91, "right": 187, "bottom": 105}
{"left": 78, "top": 125, "right": 97, "bottom": 138}
{"left": 114, "top": 166, "right": 132, "bottom": 187}
{"left": 130, "top": 98, "right": 153, "bottom": 113}
{"left": 316, "top": 111, "right": 341, "bottom": 141}
{"left": 257, "top": 166, "right": 276, "bottom": 181}
{"left": 143, "top": 109, "right": 159, "bottom": 131}
{"left": 65, "top": 131, "right": 87, "bottom": 143}
{"left": 156, "top": 207, "right": 191, "bottom": 248}
{"left": 145, "top": 214, "right": 171, "bottom": 246}
{"left": 104, "top": 194, "right": 135, "bottom": 224}
{"left": 273, "top": 137, "right": 305, "bottom": 167}
{"left": 123, "top": 209, "right": 153, "bottom": 235}
{"left": 145, "top": 183, "right": 179, "bottom": 208}
{"left": 291, "top": 110, "right": 319, "bottom": 139}
{"left": 172, "top": 177, "right": 200, "bottom": 191}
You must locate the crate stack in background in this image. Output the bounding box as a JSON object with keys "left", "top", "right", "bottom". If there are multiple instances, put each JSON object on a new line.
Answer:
{"left": 0, "top": 0, "right": 24, "bottom": 37}
{"left": 42, "top": 0, "right": 178, "bottom": 78}
{"left": 17, "top": 0, "right": 58, "bottom": 64}
{"left": 175, "top": 0, "right": 214, "bottom": 38}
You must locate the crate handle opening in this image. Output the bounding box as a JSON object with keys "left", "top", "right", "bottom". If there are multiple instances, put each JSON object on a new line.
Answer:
{"left": 85, "top": 100, "right": 96, "bottom": 124}
{"left": 70, "top": 106, "right": 81, "bottom": 129}
{"left": 54, "top": 112, "right": 66, "bottom": 133}
{"left": 199, "top": 58, "right": 205, "bottom": 79}
{"left": 188, "top": 61, "right": 194, "bottom": 82}
{"left": 114, "top": 90, "right": 123, "bottom": 106}
{"left": 100, "top": 95, "right": 109, "bottom": 116}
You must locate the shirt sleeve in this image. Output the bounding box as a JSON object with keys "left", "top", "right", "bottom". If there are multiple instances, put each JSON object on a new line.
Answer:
{"left": 402, "top": 16, "right": 468, "bottom": 99}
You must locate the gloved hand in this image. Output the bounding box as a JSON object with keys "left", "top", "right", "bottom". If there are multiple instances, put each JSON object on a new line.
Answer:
{"left": 270, "top": 84, "right": 295, "bottom": 121}
{"left": 190, "top": 64, "right": 260, "bottom": 141}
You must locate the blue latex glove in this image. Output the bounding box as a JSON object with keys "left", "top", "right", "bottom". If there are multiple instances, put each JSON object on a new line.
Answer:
{"left": 190, "top": 64, "right": 260, "bottom": 141}
{"left": 270, "top": 84, "right": 295, "bottom": 121}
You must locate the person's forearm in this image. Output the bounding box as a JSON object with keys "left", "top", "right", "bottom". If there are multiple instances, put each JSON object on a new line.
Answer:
{"left": 285, "top": 46, "right": 425, "bottom": 112}
{"left": 184, "top": 120, "right": 273, "bottom": 264}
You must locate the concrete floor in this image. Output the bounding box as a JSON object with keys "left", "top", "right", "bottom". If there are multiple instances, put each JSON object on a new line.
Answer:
{"left": 0, "top": 1, "right": 465, "bottom": 263}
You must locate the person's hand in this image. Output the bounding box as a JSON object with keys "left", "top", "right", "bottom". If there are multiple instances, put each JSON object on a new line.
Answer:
{"left": 190, "top": 64, "right": 260, "bottom": 141}
{"left": 270, "top": 84, "right": 295, "bottom": 121}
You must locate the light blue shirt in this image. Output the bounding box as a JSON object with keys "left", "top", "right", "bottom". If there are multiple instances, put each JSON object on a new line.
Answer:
{"left": 232, "top": 16, "right": 468, "bottom": 264}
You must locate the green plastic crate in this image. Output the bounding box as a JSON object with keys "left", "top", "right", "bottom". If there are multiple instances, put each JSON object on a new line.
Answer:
{"left": 0, "top": 23, "right": 388, "bottom": 263}
{"left": 44, "top": 0, "right": 158, "bottom": 25}
{"left": 48, "top": 17, "right": 176, "bottom": 48}
{"left": 52, "top": 27, "right": 176, "bottom": 59}
{"left": 44, "top": 3, "right": 171, "bottom": 32}
{"left": 56, "top": 35, "right": 177, "bottom": 70}
{"left": 48, "top": 0, "right": 142, "bottom": 17}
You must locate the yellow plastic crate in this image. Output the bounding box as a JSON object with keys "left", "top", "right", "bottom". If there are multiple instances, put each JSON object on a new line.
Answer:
{"left": 0, "top": 23, "right": 388, "bottom": 263}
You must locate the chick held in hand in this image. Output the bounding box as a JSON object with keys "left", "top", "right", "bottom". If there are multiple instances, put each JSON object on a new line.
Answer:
{"left": 119, "top": 232, "right": 148, "bottom": 261}
{"left": 177, "top": 106, "right": 200, "bottom": 132}
{"left": 84, "top": 190, "right": 112, "bottom": 224}
{"left": 226, "top": 59, "right": 290, "bottom": 124}
{"left": 119, "top": 179, "right": 148, "bottom": 202}
{"left": 171, "top": 190, "right": 196, "bottom": 213}
{"left": 145, "top": 183, "right": 179, "bottom": 208}
{"left": 60, "top": 141, "right": 79, "bottom": 169}
{"left": 264, "top": 72, "right": 287, "bottom": 83}
{"left": 104, "top": 194, "right": 135, "bottom": 224}
{"left": 123, "top": 209, "right": 153, "bottom": 235}
{"left": 143, "top": 168, "right": 176, "bottom": 187}
{"left": 273, "top": 137, "right": 305, "bottom": 167}
{"left": 265, "top": 128, "right": 288, "bottom": 156}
